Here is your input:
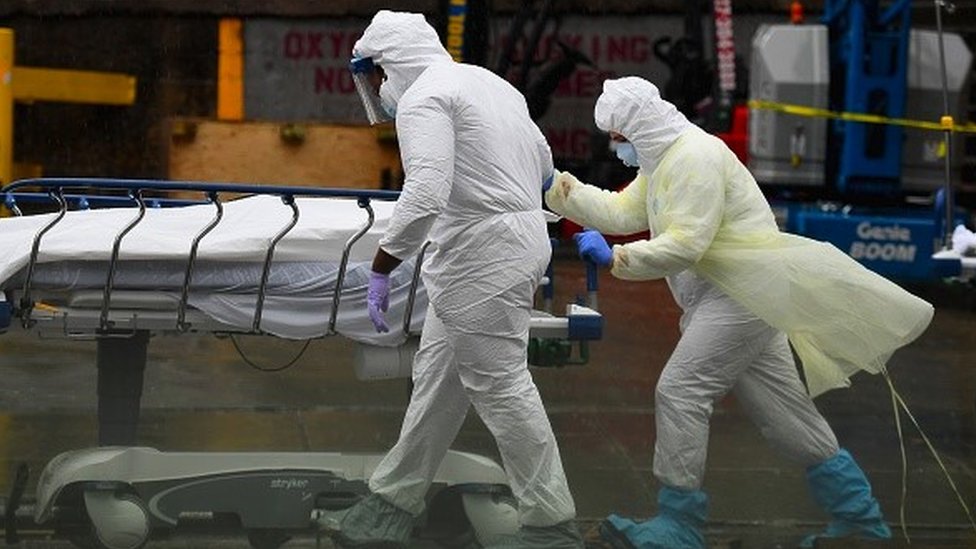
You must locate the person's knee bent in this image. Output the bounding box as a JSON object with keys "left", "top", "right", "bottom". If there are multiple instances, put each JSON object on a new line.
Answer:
{"left": 656, "top": 368, "right": 704, "bottom": 416}
{"left": 457, "top": 359, "right": 536, "bottom": 407}
{"left": 451, "top": 332, "right": 533, "bottom": 401}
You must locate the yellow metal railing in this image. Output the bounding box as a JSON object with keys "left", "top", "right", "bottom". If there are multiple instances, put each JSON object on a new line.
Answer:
{"left": 12, "top": 66, "right": 135, "bottom": 106}
{"left": 0, "top": 27, "right": 137, "bottom": 184}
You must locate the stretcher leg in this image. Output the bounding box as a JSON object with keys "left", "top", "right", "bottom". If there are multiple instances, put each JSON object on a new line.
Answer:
{"left": 96, "top": 331, "right": 149, "bottom": 446}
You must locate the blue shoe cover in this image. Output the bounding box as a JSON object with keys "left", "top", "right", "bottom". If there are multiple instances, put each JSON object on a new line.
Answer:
{"left": 802, "top": 449, "right": 892, "bottom": 548}
{"left": 598, "top": 487, "right": 707, "bottom": 549}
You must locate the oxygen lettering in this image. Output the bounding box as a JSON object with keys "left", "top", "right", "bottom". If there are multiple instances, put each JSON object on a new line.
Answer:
{"left": 284, "top": 31, "right": 303, "bottom": 59}
{"left": 329, "top": 31, "right": 358, "bottom": 59}
{"left": 283, "top": 31, "right": 326, "bottom": 60}
{"left": 314, "top": 66, "right": 355, "bottom": 94}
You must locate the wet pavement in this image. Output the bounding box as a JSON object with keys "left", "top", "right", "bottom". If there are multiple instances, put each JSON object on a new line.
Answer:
{"left": 1, "top": 255, "right": 975, "bottom": 548}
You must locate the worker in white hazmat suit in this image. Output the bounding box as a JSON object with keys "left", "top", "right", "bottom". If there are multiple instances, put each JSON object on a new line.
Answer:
{"left": 546, "top": 77, "right": 934, "bottom": 549}
{"left": 316, "top": 10, "right": 583, "bottom": 549}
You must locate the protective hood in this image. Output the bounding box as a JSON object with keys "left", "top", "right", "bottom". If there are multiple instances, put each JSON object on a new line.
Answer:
{"left": 352, "top": 10, "right": 453, "bottom": 109}
{"left": 595, "top": 77, "right": 695, "bottom": 173}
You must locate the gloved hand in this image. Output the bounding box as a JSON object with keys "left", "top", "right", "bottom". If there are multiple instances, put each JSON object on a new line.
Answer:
{"left": 574, "top": 229, "right": 613, "bottom": 267}
{"left": 366, "top": 271, "right": 390, "bottom": 333}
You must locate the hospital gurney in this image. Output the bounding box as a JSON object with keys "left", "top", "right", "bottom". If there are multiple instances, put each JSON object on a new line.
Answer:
{"left": 0, "top": 178, "right": 603, "bottom": 549}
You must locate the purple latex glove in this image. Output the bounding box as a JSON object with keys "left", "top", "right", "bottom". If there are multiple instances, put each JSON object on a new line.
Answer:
{"left": 366, "top": 271, "right": 390, "bottom": 333}
{"left": 574, "top": 229, "right": 613, "bottom": 267}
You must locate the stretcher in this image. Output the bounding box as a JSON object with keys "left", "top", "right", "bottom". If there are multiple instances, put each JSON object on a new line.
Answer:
{"left": 0, "top": 178, "right": 602, "bottom": 549}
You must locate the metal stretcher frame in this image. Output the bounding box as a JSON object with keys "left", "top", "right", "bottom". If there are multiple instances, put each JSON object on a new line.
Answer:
{"left": 1, "top": 177, "right": 601, "bottom": 447}
{"left": 0, "top": 178, "right": 416, "bottom": 446}
{"left": 2, "top": 178, "right": 409, "bottom": 338}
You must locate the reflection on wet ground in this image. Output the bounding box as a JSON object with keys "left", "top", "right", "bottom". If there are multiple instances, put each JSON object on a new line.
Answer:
{"left": 1, "top": 257, "right": 974, "bottom": 547}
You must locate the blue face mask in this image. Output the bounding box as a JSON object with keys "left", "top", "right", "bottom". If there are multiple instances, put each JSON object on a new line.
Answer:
{"left": 615, "top": 142, "right": 639, "bottom": 168}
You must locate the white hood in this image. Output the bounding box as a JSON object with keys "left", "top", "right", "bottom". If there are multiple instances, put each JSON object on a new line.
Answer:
{"left": 352, "top": 10, "right": 453, "bottom": 109}
{"left": 594, "top": 77, "right": 695, "bottom": 173}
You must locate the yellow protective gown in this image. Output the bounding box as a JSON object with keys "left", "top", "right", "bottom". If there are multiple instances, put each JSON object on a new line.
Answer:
{"left": 546, "top": 78, "right": 933, "bottom": 398}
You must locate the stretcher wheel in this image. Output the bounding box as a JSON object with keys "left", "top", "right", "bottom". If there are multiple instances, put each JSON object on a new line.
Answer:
{"left": 76, "top": 490, "right": 150, "bottom": 549}
{"left": 247, "top": 528, "right": 291, "bottom": 549}
{"left": 68, "top": 490, "right": 149, "bottom": 549}
{"left": 459, "top": 492, "right": 518, "bottom": 546}
{"left": 424, "top": 488, "right": 517, "bottom": 548}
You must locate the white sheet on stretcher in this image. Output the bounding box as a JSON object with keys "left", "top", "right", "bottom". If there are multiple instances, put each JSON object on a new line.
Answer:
{"left": 0, "top": 195, "right": 427, "bottom": 344}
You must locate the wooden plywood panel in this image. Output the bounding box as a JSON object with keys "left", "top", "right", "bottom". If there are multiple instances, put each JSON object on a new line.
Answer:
{"left": 167, "top": 119, "right": 401, "bottom": 190}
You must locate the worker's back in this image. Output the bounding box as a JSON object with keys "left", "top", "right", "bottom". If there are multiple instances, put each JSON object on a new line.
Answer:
{"left": 391, "top": 60, "right": 552, "bottom": 332}
{"left": 401, "top": 62, "right": 551, "bottom": 219}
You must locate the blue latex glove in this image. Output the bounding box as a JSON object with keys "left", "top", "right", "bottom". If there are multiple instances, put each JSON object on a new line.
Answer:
{"left": 543, "top": 171, "right": 555, "bottom": 192}
{"left": 366, "top": 271, "right": 390, "bottom": 333}
{"left": 574, "top": 229, "right": 613, "bottom": 267}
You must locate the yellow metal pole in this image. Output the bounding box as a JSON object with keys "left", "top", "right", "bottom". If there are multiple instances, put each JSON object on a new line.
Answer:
{"left": 0, "top": 28, "right": 14, "bottom": 185}
{"left": 217, "top": 18, "right": 244, "bottom": 121}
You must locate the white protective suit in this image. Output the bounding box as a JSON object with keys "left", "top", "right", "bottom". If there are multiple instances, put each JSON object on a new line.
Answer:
{"left": 353, "top": 11, "right": 576, "bottom": 527}
{"left": 545, "top": 77, "right": 934, "bottom": 490}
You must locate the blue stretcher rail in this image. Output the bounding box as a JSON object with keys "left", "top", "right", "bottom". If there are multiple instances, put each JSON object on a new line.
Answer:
{"left": 2, "top": 178, "right": 402, "bottom": 202}
{"left": 5, "top": 192, "right": 202, "bottom": 210}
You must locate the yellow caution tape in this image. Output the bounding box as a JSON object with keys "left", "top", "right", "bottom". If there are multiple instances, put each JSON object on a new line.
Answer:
{"left": 748, "top": 99, "right": 976, "bottom": 133}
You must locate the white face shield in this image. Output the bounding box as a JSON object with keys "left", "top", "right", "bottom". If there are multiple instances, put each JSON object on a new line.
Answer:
{"left": 350, "top": 57, "right": 394, "bottom": 125}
